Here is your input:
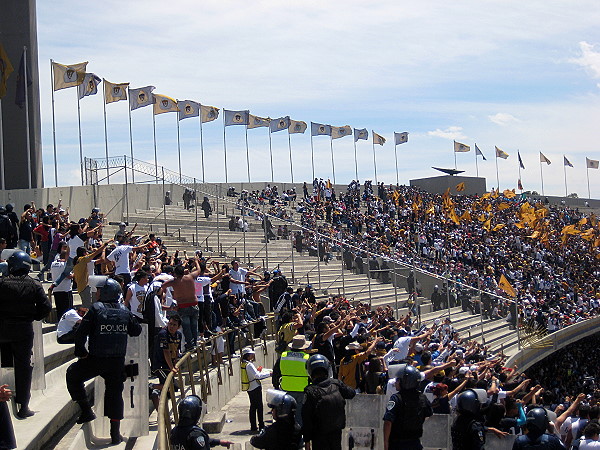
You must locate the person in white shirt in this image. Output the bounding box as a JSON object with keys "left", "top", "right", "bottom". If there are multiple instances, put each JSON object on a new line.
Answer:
{"left": 107, "top": 237, "right": 150, "bottom": 286}
{"left": 49, "top": 242, "right": 73, "bottom": 320}
{"left": 56, "top": 307, "right": 87, "bottom": 344}
{"left": 241, "top": 347, "right": 272, "bottom": 432}
{"left": 124, "top": 270, "right": 149, "bottom": 319}
{"left": 579, "top": 422, "right": 600, "bottom": 449}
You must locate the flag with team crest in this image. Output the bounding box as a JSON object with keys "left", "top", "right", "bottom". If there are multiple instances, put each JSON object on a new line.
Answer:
{"left": 289, "top": 119, "right": 307, "bottom": 134}
{"left": 248, "top": 114, "right": 270, "bottom": 129}
{"left": 311, "top": 122, "right": 331, "bottom": 136}
{"left": 52, "top": 61, "right": 87, "bottom": 91}
{"left": 153, "top": 94, "right": 178, "bottom": 115}
{"left": 129, "top": 86, "right": 155, "bottom": 110}
{"left": 270, "top": 116, "right": 290, "bottom": 133}
{"left": 77, "top": 73, "right": 101, "bottom": 99}
{"left": 178, "top": 100, "right": 199, "bottom": 120}
{"left": 224, "top": 109, "right": 249, "bottom": 126}
{"left": 200, "top": 105, "right": 219, "bottom": 123}
{"left": 331, "top": 125, "right": 351, "bottom": 139}
{"left": 104, "top": 79, "right": 129, "bottom": 104}
{"left": 354, "top": 128, "right": 368, "bottom": 142}
{"left": 395, "top": 132, "right": 408, "bottom": 145}
{"left": 373, "top": 131, "right": 386, "bottom": 146}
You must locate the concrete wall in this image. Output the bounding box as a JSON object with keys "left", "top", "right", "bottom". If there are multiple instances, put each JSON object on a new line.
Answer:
{"left": 410, "top": 175, "right": 487, "bottom": 196}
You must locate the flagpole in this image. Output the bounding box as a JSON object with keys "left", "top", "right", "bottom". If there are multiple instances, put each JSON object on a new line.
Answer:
{"left": 268, "top": 130, "right": 274, "bottom": 183}
{"left": 0, "top": 99, "right": 4, "bottom": 189}
{"left": 288, "top": 130, "right": 294, "bottom": 183}
{"left": 176, "top": 111, "right": 182, "bottom": 183}
{"left": 394, "top": 143, "right": 399, "bottom": 186}
{"left": 540, "top": 160, "right": 545, "bottom": 197}
{"left": 127, "top": 90, "right": 135, "bottom": 183}
{"left": 353, "top": 139, "right": 358, "bottom": 181}
{"left": 223, "top": 119, "right": 228, "bottom": 184}
{"left": 587, "top": 166, "right": 591, "bottom": 199}
{"left": 245, "top": 124, "right": 250, "bottom": 183}
{"left": 199, "top": 112, "right": 205, "bottom": 183}
{"left": 310, "top": 132, "right": 315, "bottom": 181}
{"left": 495, "top": 154, "right": 499, "bottom": 191}
{"left": 517, "top": 158, "right": 521, "bottom": 192}
{"left": 372, "top": 133, "right": 378, "bottom": 185}
{"left": 475, "top": 146, "right": 479, "bottom": 178}
{"left": 76, "top": 91, "right": 84, "bottom": 186}
{"left": 152, "top": 109, "right": 158, "bottom": 183}
{"left": 563, "top": 158, "right": 568, "bottom": 197}
{"left": 454, "top": 148, "right": 457, "bottom": 170}
{"left": 102, "top": 84, "right": 110, "bottom": 184}
{"left": 50, "top": 59, "right": 58, "bottom": 187}
{"left": 23, "top": 46, "right": 32, "bottom": 189}
{"left": 330, "top": 135, "right": 336, "bottom": 185}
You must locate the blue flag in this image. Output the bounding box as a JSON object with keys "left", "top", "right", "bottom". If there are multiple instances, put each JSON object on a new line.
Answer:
{"left": 311, "top": 122, "right": 331, "bottom": 136}
{"left": 518, "top": 151, "right": 525, "bottom": 169}
{"left": 224, "top": 109, "right": 249, "bottom": 126}
{"left": 15, "top": 50, "right": 32, "bottom": 108}
{"left": 475, "top": 144, "right": 487, "bottom": 161}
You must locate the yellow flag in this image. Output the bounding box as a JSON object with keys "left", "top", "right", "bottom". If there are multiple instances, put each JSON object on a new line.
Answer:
{"left": 514, "top": 222, "right": 525, "bottom": 229}
{"left": 581, "top": 228, "right": 595, "bottom": 241}
{"left": 492, "top": 224, "right": 506, "bottom": 231}
{"left": 459, "top": 210, "right": 472, "bottom": 222}
{"left": 104, "top": 79, "right": 129, "bottom": 104}
{"left": 153, "top": 94, "right": 179, "bottom": 115}
{"left": 478, "top": 213, "right": 487, "bottom": 222}
{"left": 0, "top": 43, "right": 14, "bottom": 98}
{"left": 579, "top": 217, "right": 588, "bottom": 226}
{"left": 456, "top": 182, "right": 465, "bottom": 192}
{"left": 527, "top": 231, "right": 540, "bottom": 239}
{"left": 497, "top": 202, "right": 511, "bottom": 211}
{"left": 484, "top": 203, "right": 492, "bottom": 212}
{"left": 483, "top": 219, "right": 491, "bottom": 231}
{"left": 481, "top": 192, "right": 492, "bottom": 200}
{"left": 449, "top": 208, "right": 461, "bottom": 225}
{"left": 52, "top": 61, "right": 87, "bottom": 91}
{"left": 498, "top": 274, "right": 516, "bottom": 297}
{"left": 426, "top": 204, "right": 435, "bottom": 215}
{"left": 503, "top": 189, "right": 516, "bottom": 199}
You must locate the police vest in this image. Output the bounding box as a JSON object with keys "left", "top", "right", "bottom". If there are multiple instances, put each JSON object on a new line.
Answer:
{"left": 241, "top": 361, "right": 250, "bottom": 391}
{"left": 89, "top": 302, "right": 133, "bottom": 358}
{"left": 280, "top": 351, "right": 310, "bottom": 392}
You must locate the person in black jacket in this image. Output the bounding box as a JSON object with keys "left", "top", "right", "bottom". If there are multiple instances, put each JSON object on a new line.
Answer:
{"left": 251, "top": 391, "right": 302, "bottom": 449}
{"left": 302, "top": 354, "right": 355, "bottom": 450}
{"left": 0, "top": 251, "right": 51, "bottom": 418}
{"left": 65, "top": 278, "right": 142, "bottom": 444}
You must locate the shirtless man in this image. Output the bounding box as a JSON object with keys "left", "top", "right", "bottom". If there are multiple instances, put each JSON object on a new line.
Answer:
{"left": 160, "top": 260, "right": 225, "bottom": 351}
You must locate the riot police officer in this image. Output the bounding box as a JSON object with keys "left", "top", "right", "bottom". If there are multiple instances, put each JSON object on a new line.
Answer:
{"left": 383, "top": 365, "right": 433, "bottom": 450}
{"left": 170, "top": 395, "right": 233, "bottom": 449}
{"left": 250, "top": 390, "right": 302, "bottom": 449}
{"left": 66, "top": 278, "right": 141, "bottom": 445}
{"left": 0, "top": 251, "right": 51, "bottom": 418}
{"left": 302, "top": 354, "right": 356, "bottom": 450}
{"left": 512, "top": 407, "right": 564, "bottom": 449}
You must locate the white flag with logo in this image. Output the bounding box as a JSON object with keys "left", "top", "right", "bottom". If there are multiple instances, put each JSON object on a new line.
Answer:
{"left": 331, "top": 125, "right": 352, "bottom": 139}
{"left": 587, "top": 157, "right": 599, "bottom": 169}
{"left": 200, "top": 105, "right": 219, "bottom": 123}
{"left": 52, "top": 61, "right": 87, "bottom": 91}
{"left": 178, "top": 100, "right": 200, "bottom": 120}
{"left": 153, "top": 94, "right": 179, "bottom": 115}
{"left": 78, "top": 73, "right": 101, "bottom": 99}
{"left": 289, "top": 120, "right": 307, "bottom": 134}
{"left": 395, "top": 132, "right": 408, "bottom": 145}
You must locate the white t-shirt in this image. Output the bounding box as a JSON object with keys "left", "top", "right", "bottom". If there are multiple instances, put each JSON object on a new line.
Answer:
{"left": 580, "top": 439, "right": 600, "bottom": 449}
{"left": 229, "top": 267, "right": 248, "bottom": 295}
{"left": 127, "top": 283, "right": 147, "bottom": 318}
{"left": 107, "top": 245, "right": 133, "bottom": 275}
{"left": 194, "top": 276, "right": 212, "bottom": 302}
{"left": 57, "top": 309, "right": 81, "bottom": 337}
{"left": 50, "top": 260, "right": 72, "bottom": 292}
{"left": 67, "top": 233, "right": 87, "bottom": 259}
{"left": 390, "top": 336, "right": 412, "bottom": 361}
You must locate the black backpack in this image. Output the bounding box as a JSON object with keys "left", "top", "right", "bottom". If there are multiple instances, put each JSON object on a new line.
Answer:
{"left": 305, "top": 381, "right": 346, "bottom": 433}
{"left": 390, "top": 392, "right": 427, "bottom": 438}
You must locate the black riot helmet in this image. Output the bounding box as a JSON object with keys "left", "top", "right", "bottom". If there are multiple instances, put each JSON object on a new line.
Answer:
{"left": 7, "top": 251, "right": 31, "bottom": 275}
{"left": 306, "top": 354, "right": 330, "bottom": 380}
{"left": 99, "top": 278, "right": 122, "bottom": 303}
{"left": 395, "top": 364, "right": 422, "bottom": 391}
{"left": 268, "top": 392, "right": 297, "bottom": 420}
{"left": 525, "top": 407, "right": 549, "bottom": 435}
{"left": 457, "top": 389, "right": 480, "bottom": 415}
{"left": 177, "top": 395, "right": 203, "bottom": 427}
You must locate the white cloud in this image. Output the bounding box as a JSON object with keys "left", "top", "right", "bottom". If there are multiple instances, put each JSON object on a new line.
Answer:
{"left": 571, "top": 41, "right": 600, "bottom": 84}
{"left": 488, "top": 113, "right": 519, "bottom": 126}
{"left": 427, "top": 126, "right": 466, "bottom": 141}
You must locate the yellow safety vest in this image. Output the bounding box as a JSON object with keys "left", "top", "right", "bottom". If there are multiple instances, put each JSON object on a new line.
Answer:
{"left": 280, "top": 351, "right": 310, "bottom": 392}
{"left": 241, "top": 361, "right": 250, "bottom": 391}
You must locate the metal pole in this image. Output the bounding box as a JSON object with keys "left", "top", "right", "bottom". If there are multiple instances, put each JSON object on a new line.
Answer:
{"left": 199, "top": 112, "right": 205, "bottom": 183}
{"left": 102, "top": 81, "right": 110, "bottom": 184}
{"left": 394, "top": 144, "right": 399, "bottom": 186}
{"left": 353, "top": 139, "right": 358, "bottom": 181}
{"left": 23, "top": 47, "right": 32, "bottom": 189}
{"left": 152, "top": 109, "right": 158, "bottom": 183}
{"left": 366, "top": 253, "right": 372, "bottom": 307}
{"left": 124, "top": 156, "right": 129, "bottom": 224}
{"left": 315, "top": 232, "right": 322, "bottom": 290}
{"left": 475, "top": 145, "right": 479, "bottom": 178}
{"left": 127, "top": 90, "right": 135, "bottom": 183}
{"left": 563, "top": 159, "right": 568, "bottom": 197}
{"left": 268, "top": 130, "right": 274, "bottom": 183}
{"left": 290, "top": 232, "right": 295, "bottom": 285}
{"left": 263, "top": 214, "right": 269, "bottom": 271}
{"left": 515, "top": 298, "right": 521, "bottom": 350}
{"left": 50, "top": 59, "right": 58, "bottom": 187}
{"left": 540, "top": 161, "right": 545, "bottom": 197}
{"left": 446, "top": 266, "right": 451, "bottom": 320}
{"left": 310, "top": 133, "right": 315, "bottom": 181}
{"left": 162, "top": 167, "right": 167, "bottom": 235}
{"left": 495, "top": 155, "right": 500, "bottom": 191}
{"left": 587, "top": 167, "right": 591, "bottom": 200}
{"left": 288, "top": 130, "right": 294, "bottom": 183}
{"left": 392, "top": 259, "right": 398, "bottom": 318}
{"left": 330, "top": 136, "right": 336, "bottom": 185}
{"left": 77, "top": 92, "right": 84, "bottom": 185}
{"left": 245, "top": 125, "right": 250, "bottom": 183}
{"left": 223, "top": 121, "right": 228, "bottom": 184}
{"left": 477, "top": 284, "right": 485, "bottom": 346}
{"left": 340, "top": 242, "right": 346, "bottom": 297}
{"left": 243, "top": 206, "right": 246, "bottom": 264}
{"left": 194, "top": 178, "right": 198, "bottom": 246}
{"left": 372, "top": 135, "right": 378, "bottom": 185}
{"left": 176, "top": 111, "right": 182, "bottom": 183}
{"left": 216, "top": 184, "right": 221, "bottom": 253}
{"left": 0, "top": 100, "right": 4, "bottom": 189}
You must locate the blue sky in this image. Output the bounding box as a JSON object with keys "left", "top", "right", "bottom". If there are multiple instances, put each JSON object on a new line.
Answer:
{"left": 36, "top": 0, "right": 600, "bottom": 197}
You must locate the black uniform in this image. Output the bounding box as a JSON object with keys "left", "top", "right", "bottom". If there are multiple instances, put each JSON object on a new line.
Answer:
{"left": 512, "top": 433, "right": 565, "bottom": 449}
{"left": 383, "top": 390, "right": 433, "bottom": 450}
{"left": 0, "top": 274, "right": 51, "bottom": 407}
{"left": 66, "top": 301, "right": 141, "bottom": 420}
{"left": 250, "top": 419, "right": 301, "bottom": 449}
{"left": 302, "top": 378, "right": 356, "bottom": 450}
{"left": 170, "top": 425, "right": 221, "bottom": 450}
{"left": 451, "top": 414, "right": 486, "bottom": 450}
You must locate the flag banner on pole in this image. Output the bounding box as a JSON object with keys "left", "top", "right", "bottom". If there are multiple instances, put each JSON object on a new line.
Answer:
{"left": 539, "top": 152, "right": 551, "bottom": 165}
{"left": 517, "top": 151, "right": 525, "bottom": 169}
{"left": 15, "top": 50, "right": 32, "bottom": 108}
{"left": 224, "top": 109, "right": 249, "bottom": 126}
{"left": 0, "top": 43, "right": 14, "bottom": 98}
{"left": 270, "top": 116, "right": 290, "bottom": 133}
{"left": 104, "top": 79, "right": 129, "bottom": 104}
{"left": 289, "top": 119, "right": 307, "bottom": 134}
{"left": 153, "top": 94, "right": 178, "bottom": 115}
{"left": 200, "top": 105, "right": 219, "bottom": 123}
{"left": 475, "top": 143, "right": 487, "bottom": 160}
{"left": 77, "top": 73, "right": 101, "bottom": 99}
{"left": 311, "top": 122, "right": 331, "bottom": 136}
{"left": 52, "top": 61, "right": 87, "bottom": 91}
{"left": 248, "top": 114, "right": 270, "bottom": 129}
{"left": 331, "top": 125, "right": 352, "bottom": 139}
{"left": 178, "top": 100, "right": 200, "bottom": 120}
{"left": 354, "top": 128, "right": 368, "bottom": 142}
{"left": 129, "top": 86, "right": 155, "bottom": 110}
{"left": 373, "top": 131, "right": 386, "bottom": 146}
{"left": 498, "top": 274, "right": 516, "bottom": 297}
{"left": 495, "top": 146, "right": 509, "bottom": 159}
{"left": 586, "top": 157, "right": 599, "bottom": 169}
{"left": 454, "top": 141, "right": 470, "bottom": 152}
{"left": 456, "top": 182, "right": 465, "bottom": 192}
{"left": 518, "top": 179, "right": 523, "bottom": 190}
{"left": 395, "top": 132, "right": 408, "bottom": 145}
{"left": 563, "top": 156, "right": 573, "bottom": 167}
